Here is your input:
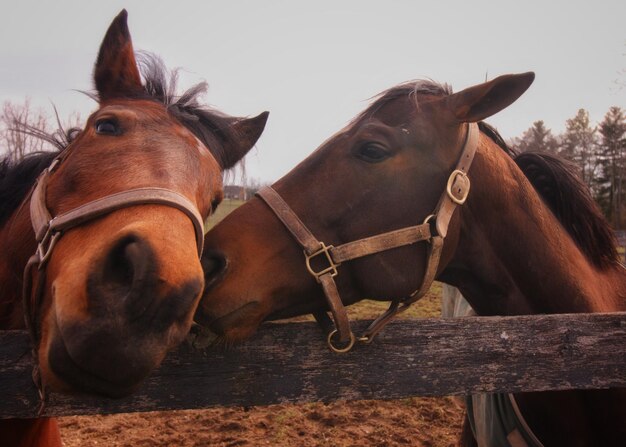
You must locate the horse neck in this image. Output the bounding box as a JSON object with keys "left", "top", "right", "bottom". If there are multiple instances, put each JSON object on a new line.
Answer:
{"left": 0, "top": 201, "right": 36, "bottom": 329}
{"left": 454, "top": 140, "right": 626, "bottom": 315}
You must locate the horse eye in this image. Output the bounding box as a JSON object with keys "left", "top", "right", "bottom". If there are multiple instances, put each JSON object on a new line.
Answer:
{"left": 211, "top": 198, "right": 221, "bottom": 214}
{"left": 356, "top": 143, "right": 390, "bottom": 163}
{"left": 95, "top": 119, "right": 120, "bottom": 135}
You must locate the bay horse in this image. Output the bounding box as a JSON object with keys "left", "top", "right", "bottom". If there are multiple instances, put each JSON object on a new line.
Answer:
{"left": 197, "top": 73, "right": 625, "bottom": 446}
{"left": 0, "top": 10, "right": 268, "bottom": 447}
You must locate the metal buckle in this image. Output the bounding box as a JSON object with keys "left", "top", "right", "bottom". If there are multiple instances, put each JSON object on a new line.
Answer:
{"left": 446, "top": 169, "right": 470, "bottom": 205}
{"left": 327, "top": 329, "right": 356, "bottom": 353}
{"left": 305, "top": 242, "right": 340, "bottom": 283}
{"left": 36, "top": 224, "right": 61, "bottom": 267}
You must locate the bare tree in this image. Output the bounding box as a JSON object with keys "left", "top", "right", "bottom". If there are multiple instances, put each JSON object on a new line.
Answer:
{"left": 0, "top": 99, "right": 51, "bottom": 160}
{"left": 243, "top": 176, "right": 271, "bottom": 198}
{"left": 1, "top": 100, "right": 84, "bottom": 162}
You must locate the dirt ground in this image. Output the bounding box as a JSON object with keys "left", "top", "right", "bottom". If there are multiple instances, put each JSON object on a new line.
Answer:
{"left": 58, "top": 285, "right": 466, "bottom": 446}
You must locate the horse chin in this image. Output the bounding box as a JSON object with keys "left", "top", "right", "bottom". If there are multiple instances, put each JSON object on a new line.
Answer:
{"left": 43, "top": 333, "right": 151, "bottom": 398}
{"left": 195, "top": 301, "right": 265, "bottom": 345}
{"left": 265, "top": 300, "right": 323, "bottom": 322}
{"left": 41, "top": 315, "right": 185, "bottom": 398}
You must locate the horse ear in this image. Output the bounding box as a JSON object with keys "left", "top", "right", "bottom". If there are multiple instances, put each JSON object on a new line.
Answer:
{"left": 94, "top": 10, "right": 143, "bottom": 101}
{"left": 444, "top": 72, "right": 535, "bottom": 123}
{"left": 219, "top": 111, "right": 270, "bottom": 169}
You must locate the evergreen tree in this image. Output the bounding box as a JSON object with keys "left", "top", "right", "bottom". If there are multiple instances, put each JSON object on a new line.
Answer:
{"left": 597, "top": 107, "right": 626, "bottom": 228}
{"left": 560, "top": 109, "right": 598, "bottom": 190}
{"left": 513, "top": 120, "right": 560, "bottom": 153}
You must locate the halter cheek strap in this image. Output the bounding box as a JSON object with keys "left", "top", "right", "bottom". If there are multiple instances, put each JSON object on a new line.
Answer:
{"left": 256, "top": 123, "right": 479, "bottom": 352}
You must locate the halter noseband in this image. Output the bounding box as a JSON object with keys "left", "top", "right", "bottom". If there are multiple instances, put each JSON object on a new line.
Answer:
{"left": 22, "top": 152, "right": 205, "bottom": 407}
{"left": 256, "top": 123, "right": 479, "bottom": 353}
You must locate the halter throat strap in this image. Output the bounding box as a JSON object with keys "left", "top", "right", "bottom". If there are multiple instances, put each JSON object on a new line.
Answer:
{"left": 256, "top": 123, "right": 479, "bottom": 352}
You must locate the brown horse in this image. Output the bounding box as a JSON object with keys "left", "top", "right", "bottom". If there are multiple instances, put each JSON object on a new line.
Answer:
{"left": 0, "top": 10, "right": 267, "bottom": 446}
{"left": 197, "top": 73, "right": 625, "bottom": 445}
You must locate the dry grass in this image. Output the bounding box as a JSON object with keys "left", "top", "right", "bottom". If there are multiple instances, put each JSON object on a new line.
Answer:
{"left": 286, "top": 282, "right": 443, "bottom": 323}
{"left": 205, "top": 198, "right": 245, "bottom": 230}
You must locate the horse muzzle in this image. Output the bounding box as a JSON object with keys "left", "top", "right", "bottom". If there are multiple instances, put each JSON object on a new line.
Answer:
{"left": 40, "top": 233, "right": 203, "bottom": 397}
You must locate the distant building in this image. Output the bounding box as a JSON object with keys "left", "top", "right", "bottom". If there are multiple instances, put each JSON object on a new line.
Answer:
{"left": 224, "top": 185, "right": 247, "bottom": 201}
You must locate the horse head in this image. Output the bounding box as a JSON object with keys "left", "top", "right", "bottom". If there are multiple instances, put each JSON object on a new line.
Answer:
{"left": 196, "top": 73, "right": 533, "bottom": 345}
{"left": 1, "top": 10, "right": 268, "bottom": 397}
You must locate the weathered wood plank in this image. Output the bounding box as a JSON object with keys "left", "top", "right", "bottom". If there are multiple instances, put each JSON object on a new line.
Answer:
{"left": 1, "top": 312, "right": 625, "bottom": 418}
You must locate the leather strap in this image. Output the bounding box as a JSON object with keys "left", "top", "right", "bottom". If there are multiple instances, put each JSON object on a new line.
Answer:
{"left": 254, "top": 186, "right": 322, "bottom": 255}
{"left": 30, "top": 168, "right": 204, "bottom": 257}
{"left": 331, "top": 223, "right": 431, "bottom": 263}
{"left": 434, "top": 123, "right": 479, "bottom": 238}
{"left": 319, "top": 273, "right": 353, "bottom": 344}
{"left": 256, "top": 188, "right": 434, "bottom": 345}
{"left": 257, "top": 187, "right": 353, "bottom": 345}
{"left": 359, "top": 235, "right": 444, "bottom": 341}
{"left": 256, "top": 123, "right": 479, "bottom": 351}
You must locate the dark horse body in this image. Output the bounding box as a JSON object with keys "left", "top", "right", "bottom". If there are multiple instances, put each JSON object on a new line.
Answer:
{"left": 197, "top": 74, "right": 625, "bottom": 445}
{"left": 0, "top": 11, "right": 267, "bottom": 446}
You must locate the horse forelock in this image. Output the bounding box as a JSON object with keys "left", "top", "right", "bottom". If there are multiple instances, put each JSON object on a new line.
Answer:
{"left": 137, "top": 53, "right": 242, "bottom": 170}
{"left": 354, "top": 80, "right": 453, "bottom": 124}
{"left": 0, "top": 52, "right": 241, "bottom": 229}
{"left": 80, "top": 52, "right": 242, "bottom": 169}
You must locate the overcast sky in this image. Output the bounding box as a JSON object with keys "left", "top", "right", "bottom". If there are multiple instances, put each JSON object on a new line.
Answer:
{"left": 1, "top": 0, "right": 624, "bottom": 182}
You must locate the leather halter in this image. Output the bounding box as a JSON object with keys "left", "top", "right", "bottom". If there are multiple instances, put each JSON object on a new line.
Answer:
{"left": 22, "top": 152, "right": 205, "bottom": 405}
{"left": 257, "top": 123, "right": 479, "bottom": 352}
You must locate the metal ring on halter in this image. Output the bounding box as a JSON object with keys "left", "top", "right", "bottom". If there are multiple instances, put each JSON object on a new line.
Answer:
{"left": 327, "top": 329, "right": 356, "bottom": 353}
{"left": 422, "top": 214, "right": 436, "bottom": 242}
{"left": 357, "top": 334, "right": 375, "bottom": 344}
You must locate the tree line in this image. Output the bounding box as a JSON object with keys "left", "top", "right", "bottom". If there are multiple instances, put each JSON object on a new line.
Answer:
{"left": 2, "top": 100, "right": 625, "bottom": 228}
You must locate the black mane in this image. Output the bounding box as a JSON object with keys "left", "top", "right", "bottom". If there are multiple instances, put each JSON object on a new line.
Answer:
{"left": 0, "top": 150, "right": 59, "bottom": 227}
{"left": 478, "top": 123, "right": 618, "bottom": 269}
{"left": 514, "top": 151, "right": 619, "bottom": 268}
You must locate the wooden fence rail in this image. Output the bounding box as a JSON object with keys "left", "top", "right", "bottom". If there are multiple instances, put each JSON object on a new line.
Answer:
{"left": 1, "top": 312, "right": 625, "bottom": 419}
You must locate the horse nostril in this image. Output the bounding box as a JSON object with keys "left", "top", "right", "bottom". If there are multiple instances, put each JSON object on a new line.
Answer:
{"left": 101, "top": 234, "right": 153, "bottom": 295}
{"left": 201, "top": 250, "right": 227, "bottom": 289}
